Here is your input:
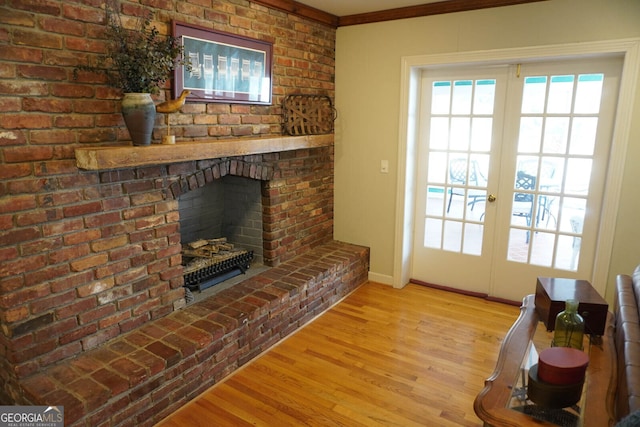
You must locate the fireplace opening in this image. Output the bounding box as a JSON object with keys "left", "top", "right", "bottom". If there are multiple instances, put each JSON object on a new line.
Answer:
{"left": 178, "top": 175, "right": 266, "bottom": 300}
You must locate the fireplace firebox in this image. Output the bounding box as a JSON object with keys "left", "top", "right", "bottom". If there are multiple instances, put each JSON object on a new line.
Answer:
{"left": 178, "top": 174, "right": 263, "bottom": 292}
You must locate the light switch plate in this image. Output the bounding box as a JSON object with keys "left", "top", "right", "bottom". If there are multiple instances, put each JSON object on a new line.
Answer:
{"left": 380, "top": 160, "right": 389, "bottom": 173}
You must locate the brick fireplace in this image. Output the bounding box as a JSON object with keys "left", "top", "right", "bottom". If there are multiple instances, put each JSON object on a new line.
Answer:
{"left": 0, "top": 0, "right": 354, "bottom": 423}
{"left": 1, "top": 136, "right": 332, "bottom": 388}
{"left": 1, "top": 136, "right": 370, "bottom": 425}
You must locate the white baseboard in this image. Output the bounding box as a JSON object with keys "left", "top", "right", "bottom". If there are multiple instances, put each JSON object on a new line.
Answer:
{"left": 367, "top": 271, "right": 394, "bottom": 286}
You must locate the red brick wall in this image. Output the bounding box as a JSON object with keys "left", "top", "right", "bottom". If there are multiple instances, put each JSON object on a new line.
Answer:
{"left": 0, "top": 0, "right": 335, "bottom": 402}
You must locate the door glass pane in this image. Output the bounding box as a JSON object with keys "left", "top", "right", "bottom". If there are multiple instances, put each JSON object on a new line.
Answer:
{"left": 431, "top": 81, "right": 451, "bottom": 114}
{"left": 569, "top": 117, "right": 598, "bottom": 155}
{"left": 518, "top": 156, "right": 539, "bottom": 177}
{"left": 424, "top": 218, "right": 442, "bottom": 248}
{"left": 474, "top": 79, "right": 496, "bottom": 114}
{"left": 521, "top": 76, "right": 547, "bottom": 114}
{"left": 450, "top": 117, "right": 470, "bottom": 150}
{"left": 530, "top": 232, "right": 555, "bottom": 267}
{"left": 507, "top": 228, "right": 530, "bottom": 263}
{"left": 565, "top": 159, "right": 592, "bottom": 195}
{"left": 466, "top": 190, "right": 486, "bottom": 221}
{"left": 463, "top": 223, "right": 483, "bottom": 255}
{"left": 517, "top": 117, "right": 542, "bottom": 152}
{"left": 541, "top": 156, "right": 562, "bottom": 192}
{"left": 547, "top": 75, "right": 575, "bottom": 114}
{"left": 429, "top": 117, "right": 449, "bottom": 149}
{"left": 574, "top": 74, "right": 604, "bottom": 114}
{"left": 543, "top": 117, "right": 569, "bottom": 154}
{"left": 470, "top": 153, "right": 490, "bottom": 181}
{"left": 447, "top": 155, "right": 469, "bottom": 185}
{"left": 428, "top": 152, "right": 447, "bottom": 183}
{"left": 510, "top": 171, "right": 536, "bottom": 228}
{"left": 470, "top": 117, "right": 493, "bottom": 151}
{"left": 443, "top": 220, "right": 463, "bottom": 251}
{"left": 452, "top": 80, "right": 473, "bottom": 114}
{"left": 558, "top": 197, "right": 586, "bottom": 234}
{"left": 426, "top": 186, "right": 444, "bottom": 215}
{"left": 556, "top": 234, "right": 579, "bottom": 270}
{"left": 445, "top": 186, "right": 464, "bottom": 220}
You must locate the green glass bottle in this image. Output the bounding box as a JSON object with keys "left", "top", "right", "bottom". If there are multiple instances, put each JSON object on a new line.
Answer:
{"left": 552, "top": 299, "right": 585, "bottom": 350}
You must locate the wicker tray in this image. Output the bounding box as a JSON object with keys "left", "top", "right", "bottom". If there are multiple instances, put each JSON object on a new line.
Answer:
{"left": 282, "top": 94, "right": 336, "bottom": 135}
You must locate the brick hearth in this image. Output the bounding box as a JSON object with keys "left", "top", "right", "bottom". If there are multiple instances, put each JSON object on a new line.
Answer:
{"left": 20, "top": 241, "right": 369, "bottom": 426}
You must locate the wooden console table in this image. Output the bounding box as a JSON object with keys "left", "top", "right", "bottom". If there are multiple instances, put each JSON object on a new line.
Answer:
{"left": 474, "top": 294, "right": 617, "bottom": 427}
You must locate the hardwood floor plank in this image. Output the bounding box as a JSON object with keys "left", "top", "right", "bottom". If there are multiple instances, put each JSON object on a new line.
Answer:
{"left": 263, "top": 347, "right": 430, "bottom": 426}
{"left": 229, "top": 368, "right": 391, "bottom": 427}
{"left": 155, "top": 282, "right": 520, "bottom": 427}
{"left": 224, "top": 376, "right": 333, "bottom": 426}
{"left": 251, "top": 361, "right": 379, "bottom": 427}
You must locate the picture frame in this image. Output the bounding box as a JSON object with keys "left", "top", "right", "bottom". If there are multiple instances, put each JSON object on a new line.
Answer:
{"left": 173, "top": 21, "right": 273, "bottom": 105}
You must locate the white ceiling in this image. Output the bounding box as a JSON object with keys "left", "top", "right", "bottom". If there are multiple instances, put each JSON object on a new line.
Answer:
{"left": 296, "top": 0, "right": 443, "bottom": 17}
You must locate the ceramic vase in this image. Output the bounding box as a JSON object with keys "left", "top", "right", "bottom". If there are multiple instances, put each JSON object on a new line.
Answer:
{"left": 121, "top": 93, "right": 156, "bottom": 146}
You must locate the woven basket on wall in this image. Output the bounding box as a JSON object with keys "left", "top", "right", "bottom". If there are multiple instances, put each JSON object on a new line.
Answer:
{"left": 282, "top": 94, "right": 336, "bottom": 135}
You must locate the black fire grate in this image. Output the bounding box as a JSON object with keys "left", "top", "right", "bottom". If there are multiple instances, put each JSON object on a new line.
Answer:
{"left": 183, "top": 250, "right": 254, "bottom": 292}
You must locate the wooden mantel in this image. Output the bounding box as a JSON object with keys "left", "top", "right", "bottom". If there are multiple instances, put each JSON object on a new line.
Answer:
{"left": 75, "top": 134, "right": 333, "bottom": 171}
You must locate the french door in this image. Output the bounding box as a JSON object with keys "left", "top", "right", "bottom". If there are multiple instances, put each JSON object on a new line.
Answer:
{"left": 411, "top": 57, "right": 622, "bottom": 302}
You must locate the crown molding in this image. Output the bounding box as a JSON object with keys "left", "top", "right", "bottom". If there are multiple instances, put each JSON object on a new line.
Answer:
{"left": 339, "top": 0, "right": 548, "bottom": 26}
{"left": 252, "top": 0, "right": 548, "bottom": 28}
{"left": 251, "top": 0, "right": 339, "bottom": 27}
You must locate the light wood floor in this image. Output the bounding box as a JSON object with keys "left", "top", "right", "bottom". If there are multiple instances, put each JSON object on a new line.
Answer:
{"left": 155, "top": 282, "right": 520, "bottom": 427}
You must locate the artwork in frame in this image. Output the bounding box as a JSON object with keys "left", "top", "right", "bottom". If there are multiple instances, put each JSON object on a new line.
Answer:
{"left": 173, "top": 21, "right": 273, "bottom": 105}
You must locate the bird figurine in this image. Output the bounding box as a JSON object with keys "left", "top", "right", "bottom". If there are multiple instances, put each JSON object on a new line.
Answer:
{"left": 156, "top": 90, "right": 190, "bottom": 144}
{"left": 156, "top": 89, "right": 191, "bottom": 113}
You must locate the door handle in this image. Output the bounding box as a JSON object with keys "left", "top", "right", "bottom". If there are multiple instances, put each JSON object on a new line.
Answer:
{"left": 488, "top": 194, "right": 497, "bottom": 202}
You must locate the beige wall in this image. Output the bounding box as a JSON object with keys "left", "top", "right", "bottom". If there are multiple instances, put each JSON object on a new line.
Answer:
{"left": 334, "top": 0, "right": 640, "bottom": 301}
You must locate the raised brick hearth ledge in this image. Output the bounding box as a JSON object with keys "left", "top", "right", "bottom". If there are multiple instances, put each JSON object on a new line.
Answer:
{"left": 19, "top": 241, "right": 369, "bottom": 426}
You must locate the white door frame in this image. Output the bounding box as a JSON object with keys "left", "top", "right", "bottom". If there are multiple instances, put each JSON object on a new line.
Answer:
{"left": 394, "top": 39, "right": 640, "bottom": 296}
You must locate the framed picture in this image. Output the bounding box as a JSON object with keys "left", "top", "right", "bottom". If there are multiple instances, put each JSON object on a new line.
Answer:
{"left": 173, "top": 22, "right": 273, "bottom": 105}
